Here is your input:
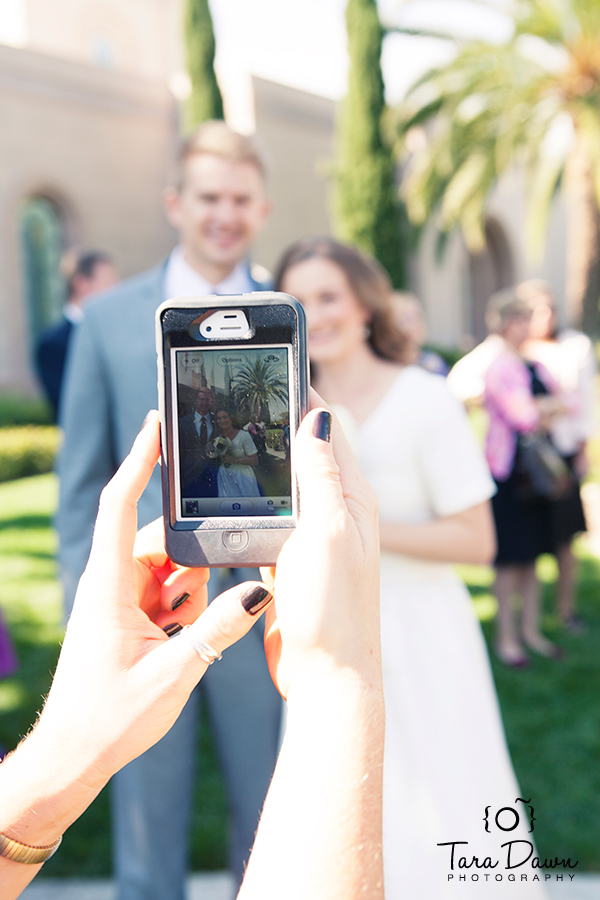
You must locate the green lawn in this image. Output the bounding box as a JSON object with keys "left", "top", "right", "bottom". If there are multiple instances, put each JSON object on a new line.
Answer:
{"left": 0, "top": 474, "right": 599, "bottom": 876}
{"left": 458, "top": 554, "right": 600, "bottom": 870}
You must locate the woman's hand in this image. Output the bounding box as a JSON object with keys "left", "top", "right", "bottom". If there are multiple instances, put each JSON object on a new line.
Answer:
{"left": 29, "top": 412, "right": 272, "bottom": 787}
{"left": 262, "top": 401, "right": 381, "bottom": 699}
{"left": 242, "top": 400, "right": 385, "bottom": 900}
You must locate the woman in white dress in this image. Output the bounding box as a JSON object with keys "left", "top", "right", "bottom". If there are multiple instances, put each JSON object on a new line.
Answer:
{"left": 215, "top": 408, "right": 261, "bottom": 498}
{"left": 276, "top": 238, "right": 547, "bottom": 900}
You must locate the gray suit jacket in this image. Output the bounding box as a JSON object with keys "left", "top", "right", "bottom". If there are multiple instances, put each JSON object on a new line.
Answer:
{"left": 57, "top": 261, "right": 271, "bottom": 598}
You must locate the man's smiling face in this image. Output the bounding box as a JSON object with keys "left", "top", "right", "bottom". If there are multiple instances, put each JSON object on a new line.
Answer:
{"left": 165, "top": 154, "right": 271, "bottom": 283}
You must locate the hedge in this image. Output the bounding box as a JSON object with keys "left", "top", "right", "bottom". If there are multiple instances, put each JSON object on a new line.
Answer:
{"left": 265, "top": 428, "right": 284, "bottom": 452}
{"left": 0, "top": 426, "right": 60, "bottom": 482}
{"left": 0, "top": 394, "right": 53, "bottom": 426}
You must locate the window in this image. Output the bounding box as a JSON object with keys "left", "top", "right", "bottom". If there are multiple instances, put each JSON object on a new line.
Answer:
{"left": 20, "top": 196, "right": 67, "bottom": 347}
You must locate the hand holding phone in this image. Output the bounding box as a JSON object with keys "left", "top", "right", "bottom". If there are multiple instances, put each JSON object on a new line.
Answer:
{"left": 156, "top": 292, "right": 309, "bottom": 567}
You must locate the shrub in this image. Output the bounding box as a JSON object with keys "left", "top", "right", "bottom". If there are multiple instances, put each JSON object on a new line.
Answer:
{"left": 265, "top": 428, "right": 283, "bottom": 452}
{"left": 0, "top": 427, "right": 60, "bottom": 482}
{"left": 0, "top": 394, "right": 53, "bottom": 426}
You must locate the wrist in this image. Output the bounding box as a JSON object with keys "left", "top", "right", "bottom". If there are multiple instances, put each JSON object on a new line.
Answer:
{"left": 286, "top": 654, "right": 384, "bottom": 712}
{"left": 0, "top": 725, "right": 107, "bottom": 849}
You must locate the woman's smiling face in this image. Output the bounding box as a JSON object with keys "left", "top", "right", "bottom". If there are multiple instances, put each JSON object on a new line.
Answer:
{"left": 216, "top": 410, "right": 232, "bottom": 431}
{"left": 281, "top": 257, "right": 370, "bottom": 366}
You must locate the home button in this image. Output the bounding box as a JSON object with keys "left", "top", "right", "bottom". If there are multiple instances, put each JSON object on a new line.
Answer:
{"left": 223, "top": 530, "right": 249, "bottom": 552}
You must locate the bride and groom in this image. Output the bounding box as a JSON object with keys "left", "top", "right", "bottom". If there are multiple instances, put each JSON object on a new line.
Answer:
{"left": 180, "top": 387, "right": 260, "bottom": 499}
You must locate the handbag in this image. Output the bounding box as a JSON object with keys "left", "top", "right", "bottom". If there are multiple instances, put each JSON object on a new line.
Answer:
{"left": 515, "top": 432, "right": 574, "bottom": 500}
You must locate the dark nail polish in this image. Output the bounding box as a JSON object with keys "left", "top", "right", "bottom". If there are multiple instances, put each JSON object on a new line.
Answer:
{"left": 241, "top": 585, "right": 273, "bottom": 616}
{"left": 163, "top": 622, "right": 183, "bottom": 637}
{"left": 313, "top": 410, "right": 331, "bottom": 443}
{"left": 171, "top": 592, "right": 190, "bottom": 612}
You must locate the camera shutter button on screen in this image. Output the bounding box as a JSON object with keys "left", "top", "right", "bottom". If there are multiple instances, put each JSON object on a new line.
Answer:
{"left": 223, "top": 530, "right": 249, "bottom": 551}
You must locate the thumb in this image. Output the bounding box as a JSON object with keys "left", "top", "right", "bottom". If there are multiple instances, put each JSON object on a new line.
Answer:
{"left": 294, "top": 409, "right": 344, "bottom": 522}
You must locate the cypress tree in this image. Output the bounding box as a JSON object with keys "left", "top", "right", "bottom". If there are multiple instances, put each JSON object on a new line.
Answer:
{"left": 335, "top": 0, "right": 406, "bottom": 287}
{"left": 184, "top": 0, "right": 224, "bottom": 129}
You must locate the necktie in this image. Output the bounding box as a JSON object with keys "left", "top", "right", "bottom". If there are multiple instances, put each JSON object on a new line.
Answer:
{"left": 199, "top": 415, "right": 208, "bottom": 446}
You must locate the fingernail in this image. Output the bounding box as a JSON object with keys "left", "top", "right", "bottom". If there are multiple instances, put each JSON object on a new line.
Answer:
{"left": 142, "top": 410, "right": 155, "bottom": 430}
{"left": 171, "top": 592, "right": 190, "bottom": 612}
{"left": 241, "top": 585, "right": 273, "bottom": 616}
{"left": 163, "top": 622, "right": 183, "bottom": 637}
{"left": 313, "top": 410, "right": 331, "bottom": 442}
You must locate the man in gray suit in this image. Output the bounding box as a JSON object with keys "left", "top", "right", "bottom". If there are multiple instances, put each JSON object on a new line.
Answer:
{"left": 57, "top": 121, "right": 281, "bottom": 900}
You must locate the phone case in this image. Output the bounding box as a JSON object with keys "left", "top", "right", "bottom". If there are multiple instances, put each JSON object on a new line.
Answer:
{"left": 156, "top": 292, "right": 309, "bottom": 567}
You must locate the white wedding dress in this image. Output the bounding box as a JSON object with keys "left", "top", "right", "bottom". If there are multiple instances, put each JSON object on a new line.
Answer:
{"left": 217, "top": 430, "right": 261, "bottom": 498}
{"left": 340, "top": 367, "right": 547, "bottom": 900}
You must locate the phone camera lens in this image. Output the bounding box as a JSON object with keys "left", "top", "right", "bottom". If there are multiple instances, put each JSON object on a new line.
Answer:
{"left": 206, "top": 325, "right": 212, "bottom": 332}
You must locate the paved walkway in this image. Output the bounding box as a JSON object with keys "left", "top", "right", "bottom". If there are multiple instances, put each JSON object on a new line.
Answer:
{"left": 21, "top": 872, "right": 235, "bottom": 900}
{"left": 19, "top": 872, "right": 600, "bottom": 899}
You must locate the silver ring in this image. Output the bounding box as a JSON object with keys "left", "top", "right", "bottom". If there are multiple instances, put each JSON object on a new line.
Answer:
{"left": 182, "top": 625, "right": 223, "bottom": 665}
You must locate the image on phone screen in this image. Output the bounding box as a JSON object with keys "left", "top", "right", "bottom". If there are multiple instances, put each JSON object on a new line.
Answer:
{"left": 171, "top": 344, "right": 293, "bottom": 519}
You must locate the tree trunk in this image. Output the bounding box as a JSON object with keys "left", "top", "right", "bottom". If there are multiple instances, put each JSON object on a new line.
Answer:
{"left": 565, "top": 139, "right": 600, "bottom": 334}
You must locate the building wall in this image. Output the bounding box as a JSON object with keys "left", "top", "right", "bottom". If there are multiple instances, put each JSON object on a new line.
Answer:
{"left": 10, "top": 0, "right": 183, "bottom": 82}
{"left": 252, "top": 77, "right": 335, "bottom": 274}
{"left": 0, "top": 42, "right": 177, "bottom": 392}
{"left": 412, "top": 168, "right": 568, "bottom": 348}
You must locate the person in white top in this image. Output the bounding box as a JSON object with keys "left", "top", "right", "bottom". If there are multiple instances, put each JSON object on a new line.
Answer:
{"left": 447, "top": 333, "right": 505, "bottom": 404}
{"left": 276, "top": 237, "right": 547, "bottom": 900}
{"left": 522, "top": 280, "right": 595, "bottom": 631}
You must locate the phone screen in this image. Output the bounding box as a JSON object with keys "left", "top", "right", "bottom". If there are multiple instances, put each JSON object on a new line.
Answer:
{"left": 171, "top": 344, "right": 293, "bottom": 519}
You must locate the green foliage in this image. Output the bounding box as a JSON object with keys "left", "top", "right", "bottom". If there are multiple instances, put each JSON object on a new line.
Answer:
{"left": 265, "top": 428, "right": 284, "bottom": 453}
{"left": 423, "top": 342, "right": 465, "bottom": 369}
{"left": 0, "top": 393, "right": 53, "bottom": 426}
{"left": 184, "top": 0, "right": 224, "bottom": 130}
{"left": 334, "top": 0, "right": 407, "bottom": 288}
{"left": 0, "top": 427, "right": 59, "bottom": 482}
{"left": 395, "top": 0, "right": 600, "bottom": 329}
{"left": 231, "top": 360, "right": 288, "bottom": 423}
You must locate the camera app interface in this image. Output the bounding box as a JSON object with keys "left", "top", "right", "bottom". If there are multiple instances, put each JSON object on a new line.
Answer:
{"left": 173, "top": 345, "right": 293, "bottom": 518}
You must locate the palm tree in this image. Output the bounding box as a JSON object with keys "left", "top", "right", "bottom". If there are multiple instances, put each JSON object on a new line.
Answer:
{"left": 231, "top": 359, "right": 288, "bottom": 422}
{"left": 392, "top": 0, "right": 600, "bottom": 332}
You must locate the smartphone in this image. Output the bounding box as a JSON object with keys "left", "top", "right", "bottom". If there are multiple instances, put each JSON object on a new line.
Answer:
{"left": 156, "top": 292, "right": 309, "bottom": 567}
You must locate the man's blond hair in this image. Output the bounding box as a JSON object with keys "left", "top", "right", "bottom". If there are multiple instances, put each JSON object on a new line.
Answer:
{"left": 174, "top": 120, "right": 267, "bottom": 189}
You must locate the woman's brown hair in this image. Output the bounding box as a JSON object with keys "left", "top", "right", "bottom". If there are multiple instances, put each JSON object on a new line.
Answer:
{"left": 274, "top": 237, "right": 407, "bottom": 363}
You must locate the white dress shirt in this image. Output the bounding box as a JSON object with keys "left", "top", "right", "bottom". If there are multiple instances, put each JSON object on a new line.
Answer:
{"left": 164, "top": 245, "right": 254, "bottom": 301}
{"left": 64, "top": 301, "right": 85, "bottom": 325}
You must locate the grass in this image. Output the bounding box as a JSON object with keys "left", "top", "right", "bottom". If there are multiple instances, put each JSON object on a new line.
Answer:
{"left": 458, "top": 552, "right": 600, "bottom": 870}
{"left": 0, "top": 474, "right": 599, "bottom": 876}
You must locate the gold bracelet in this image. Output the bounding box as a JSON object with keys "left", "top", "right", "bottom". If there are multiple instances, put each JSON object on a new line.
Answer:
{"left": 0, "top": 831, "right": 62, "bottom": 865}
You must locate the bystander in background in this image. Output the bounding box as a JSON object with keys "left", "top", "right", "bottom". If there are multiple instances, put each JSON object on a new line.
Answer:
{"left": 483, "top": 289, "right": 566, "bottom": 667}
{"left": 521, "top": 280, "right": 595, "bottom": 632}
{"left": 391, "top": 291, "right": 449, "bottom": 376}
{"left": 35, "top": 249, "right": 118, "bottom": 420}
